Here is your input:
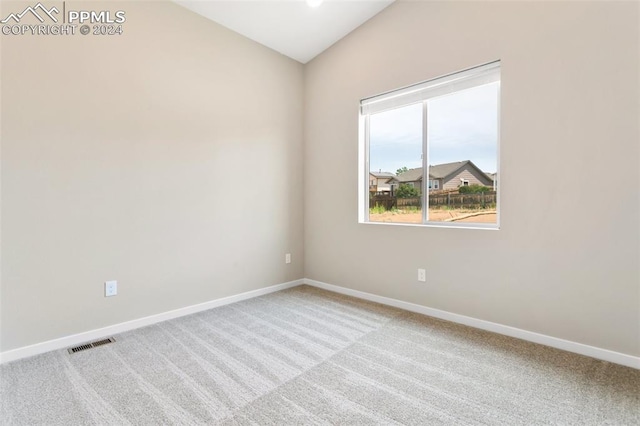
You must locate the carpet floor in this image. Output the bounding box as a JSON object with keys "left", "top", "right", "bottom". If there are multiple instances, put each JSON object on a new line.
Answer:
{"left": 1, "top": 285, "right": 638, "bottom": 425}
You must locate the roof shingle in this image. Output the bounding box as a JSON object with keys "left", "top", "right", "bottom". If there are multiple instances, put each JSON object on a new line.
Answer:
{"left": 370, "top": 171, "right": 396, "bottom": 178}
{"left": 393, "top": 161, "right": 491, "bottom": 182}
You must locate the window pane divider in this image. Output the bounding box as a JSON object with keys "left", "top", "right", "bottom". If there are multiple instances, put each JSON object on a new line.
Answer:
{"left": 422, "top": 100, "right": 429, "bottom": 224}
{"left": 364, "top": 114, "right": 370, "bottom": 223}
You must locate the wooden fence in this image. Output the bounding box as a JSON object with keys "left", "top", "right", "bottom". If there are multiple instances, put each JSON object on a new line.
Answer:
{"left": 370, "top": 196, "right": 397, "bottom": 210}
{"left": 397, "top": 197, "right": 421, "bottom": 208}
{"left": 371, "top": 191, "right": 496, "bottom": 210}
{"left": 429, "top": 191, "right": 496, "bottom": 208}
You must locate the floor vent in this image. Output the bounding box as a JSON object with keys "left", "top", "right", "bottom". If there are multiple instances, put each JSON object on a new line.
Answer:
{"left": 68, "top": 338, "right": 116, "bottom": 354}
{"left": 91, "top": 338, "right": 116, "bottom": 347}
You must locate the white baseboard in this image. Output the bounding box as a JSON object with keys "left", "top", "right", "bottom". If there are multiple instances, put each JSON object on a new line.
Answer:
{"left": 4, "top": 277, "right": 637, "bottom": 370}
{"left": 303, "top": 279, "right": 640, "bottom": 370}
{"left": 0, "top": 279, "right": 304, "bottom": 365}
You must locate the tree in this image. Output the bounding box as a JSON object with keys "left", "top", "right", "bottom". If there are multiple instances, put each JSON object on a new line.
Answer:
{"left": 459, "top": 184, "right": 491, "bottom": 194}
{"left": 396, "top": 166, "right": 409, "bottom": 176}
{"left": 396, "top": 184, "right": 419, "bottom": 198}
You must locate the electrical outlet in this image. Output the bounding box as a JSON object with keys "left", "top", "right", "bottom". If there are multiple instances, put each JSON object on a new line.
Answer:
{"left": 285, "top": 253, "right": 291, "bottom": 264}
{"left": 417, "top": 269, "right": 426, "bottom": 282}
{"left": 105, "top": 280, "right": 117, "bottom": 297}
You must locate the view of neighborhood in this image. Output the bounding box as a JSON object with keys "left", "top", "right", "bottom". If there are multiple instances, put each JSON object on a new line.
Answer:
{"left": 366, "top": 78, "right": 499, "bottom": 226}
{"left": 369, "top": 160, "right": 497, "bottom": 224}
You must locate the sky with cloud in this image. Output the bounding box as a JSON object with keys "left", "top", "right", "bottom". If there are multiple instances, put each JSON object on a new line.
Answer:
{"left": 369, "top": 82, "right": 499, "bottom": 175}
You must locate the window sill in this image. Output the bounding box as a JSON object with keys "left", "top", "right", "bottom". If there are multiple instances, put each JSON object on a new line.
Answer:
{"left": 358, "top": 220, "right": 499, "bottom": 231}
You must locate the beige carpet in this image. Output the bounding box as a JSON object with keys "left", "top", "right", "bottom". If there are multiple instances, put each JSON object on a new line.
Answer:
{"left": 1, "top": 285, "right": 638, "bottom": 425}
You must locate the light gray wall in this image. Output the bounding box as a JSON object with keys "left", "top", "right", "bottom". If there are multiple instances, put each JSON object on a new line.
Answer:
{"left": 304, "top": 1, "right": 640, "bottom": 356}
{"left": 0, "top": 1, "right": 304, "bottom": 352}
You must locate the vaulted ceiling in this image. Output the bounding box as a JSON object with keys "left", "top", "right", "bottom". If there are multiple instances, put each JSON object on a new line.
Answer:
{"left": 174, "top": 1, "right": 395, "bottom": 64}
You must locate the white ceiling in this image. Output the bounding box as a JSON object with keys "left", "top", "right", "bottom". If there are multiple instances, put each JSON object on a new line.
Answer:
{"left": 174, "top": 1, "right": 395, "bottom": 64}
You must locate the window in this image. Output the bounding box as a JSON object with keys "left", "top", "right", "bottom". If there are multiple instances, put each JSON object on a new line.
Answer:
{"left": 360, "top": 61, "right": 500, "bottom": 228}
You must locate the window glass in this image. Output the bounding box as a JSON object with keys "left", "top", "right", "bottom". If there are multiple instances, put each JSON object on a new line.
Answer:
{"left": 361, "top": 62, "right": 500, "bottom": 228}
{"left": 369, "top": 103, "right": 422, "bottom": 224}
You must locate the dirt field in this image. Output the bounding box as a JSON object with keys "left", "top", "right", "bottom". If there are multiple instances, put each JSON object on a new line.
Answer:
{"left": 370, "top": 209, "right": 496, "bottom": 224}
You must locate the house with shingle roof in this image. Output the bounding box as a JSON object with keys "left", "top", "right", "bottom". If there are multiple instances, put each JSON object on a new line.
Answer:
{"left": 369, "top": 170, "right": 396, "bottom": 194}
{"left": 389, "top": 160, "right": 494, "bottom": 194}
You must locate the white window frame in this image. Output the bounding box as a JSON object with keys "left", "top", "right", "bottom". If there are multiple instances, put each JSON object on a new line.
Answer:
{"left": 358, "top": 61, "right": 501, "bottom": 230}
